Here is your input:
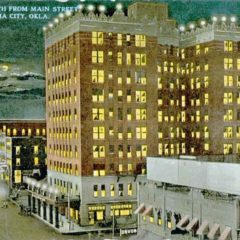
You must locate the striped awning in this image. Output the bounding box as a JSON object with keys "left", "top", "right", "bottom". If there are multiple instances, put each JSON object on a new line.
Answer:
{"left": 142, "top": 205, "right": 153, "bottom": 216}
{"left": 176, "top": 215, "right": 190, "bottom": 229}
{"left": 207, "top": 223, "right": 220, "bottom": 239}
{"left": 196, "top": 220, "right": 209, "bottom": 235}
{"left": 134, "top": 203, "right": 145, "bottom": 215}
{"left": 186, "top": 217, "right": 198, "bottom": 231}
{"left": 219, "top": 227, "right": 231, "bottom": 240}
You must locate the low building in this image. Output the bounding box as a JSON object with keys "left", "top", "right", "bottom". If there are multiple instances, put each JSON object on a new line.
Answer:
{"left": 0, "top": 120, "right": 47, "bottom": 188}
{"left": 133, "top": 156, "right": 239, "bottom": 240}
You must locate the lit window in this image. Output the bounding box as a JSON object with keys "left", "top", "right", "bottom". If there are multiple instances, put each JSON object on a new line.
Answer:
{"left": 34, "top": 146, "right": 39, "bottom": 154}
{"left": 126, "top": 53, "right": 131, "bottom": 65}
{"left": 204, "top": 93, "right": 209, "bottom": 105}
{"left": 16, "top": 146, "right": 20, "bottom": 155}
{"left": 92, "top": 88, "right": 104, "bottom": 102}
{"left": 101, "top": 185, "right": 106, "bottom": 197}
{"left": 136, "top": 91, "right": 146, "bottom": 102}
{"left": 92, "top": 69, "right": 104, "bottom": 83}
{"left": 224, "top": 58, "right": 233, "bottom": 70}
{"left": 223, "top": 92, "right": 233, "bottom": 104}
{"left": 93, "top": 146, "right": 105, "bottom": 158}
{"left": 223, "top": 144, "right": 233, "bottom": 154}
{"left": 136, "top": 127, "right": 147, "bottom": 139}
{"left": 110, "top": 184, "right": 115, "bottom": 197}
{"left": 237, "top": 59, "right": 240, "bottom": 70}
{"left": 136, "top": 109, "right": 147, "bottom": 120}
{"left": 224, "top": 109, "right": 233, "bottom": 121}
{"left": 224, "top": 126, "right": 233, "bottom": 138}
{"left": 224, "top": 40, "right": 233, "bottom": 52}
{"left": 135, "top": 34, "right": 146, "bottom": 47}
{"left": 13, "top": 129, "right": 17, "bottom": 136}
{"left": 28, "top": 128, "right": 32, "bottom": 136}
{"left": 158, "top": 78, "right": 162, "bottom": 89}
{"left": 135, "top": 53, "right": 146, "bottom": 66}
{"left": 93, "top": 126, "right": 105, "bottom": 139}
{"left": 117, "top": 34, "right": 122, "bottom": 46}
{"left": 93, "top": 185, "right": 98, "bottom": 197}
{"left": 196, "top": 44, "right": 200, "bottom": 55}
{"left": 92, "top": 51, "right": 104, "bottom": 63}
{"left": 92, "top": 32, "right": 103, "bottom": 45}
{"left": 117, "top": 52, "right": 123, "bottom": 65}
{"left": 224, "top": 75, "right": 233, "bottom": 87}
{"left": 127, "top": 183, "right": 132, "bottom": 196}
{"left": 16, "top": 158, "right": 21, "bottom": 166}
{"left": 34, "top": 157, "right": 39, "bottom": 165}
{"left": 92, "top": 108, "right": 104, "bottom": 120}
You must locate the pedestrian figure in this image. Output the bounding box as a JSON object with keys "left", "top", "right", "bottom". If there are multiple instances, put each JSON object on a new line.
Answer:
{"left": 1, "top": 201, "right": 8, "bottom": 208}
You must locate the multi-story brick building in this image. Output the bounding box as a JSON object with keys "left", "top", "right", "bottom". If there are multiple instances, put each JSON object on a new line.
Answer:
{"left": 40, "top": 1, "right": 240, "bottom": 232}
{"left": 0, "top": 120, "right": 47, "bottom": 188}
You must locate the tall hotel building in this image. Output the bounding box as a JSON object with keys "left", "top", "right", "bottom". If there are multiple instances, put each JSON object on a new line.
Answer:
{"left": 43, "top": 1, "right": 240, "bottom": 230}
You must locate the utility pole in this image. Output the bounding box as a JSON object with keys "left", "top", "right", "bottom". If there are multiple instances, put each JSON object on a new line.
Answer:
{"left": 67, "top": 181, "right": 70, "bottom": 231}
{"left": 112, "top": 208, "right": 115, "bottom": 238}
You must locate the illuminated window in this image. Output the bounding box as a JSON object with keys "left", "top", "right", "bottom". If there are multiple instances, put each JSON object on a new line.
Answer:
{"left": 237, "top": 127, "right": 240, "bottom": 138}
{"left": 136, "top": 109, "right": 147, "bottom": 120}
{"left": 158, "top": 111, "right": 163, "bottom": 122}
{"left": 158, "top": 143, "right": 163, "bottom": 155}
{"left": 128, "top": 163, "right": 132, "bottom": 171}
{"left": 34, "top": 146, "right": 39, "bottom": 154}
{"left": 28, "top": 128, "right": 32, "bottom": 136}
{"left": 136, "top": 145, "right": 147, "bottom": 157}
{"left": 127, "top": 108, "right": 132, "bottom": 121}
{"left": 92, "top": 108, "right": 104, "bottom": 120}
{"left": 117, "top": 52, "right": 123, "bottom": 65}
{"left": 135, "top": 34, "right": 146, "bottom": 47}
{"left": 92, "top": 69, "right": 104, "bottom": 83}
{"left": 101, "top": 185, "right": 106, "bottom": 197}
{"left": 224, "top": 58, "right": 233, "bottom": 70}
{"left": 136, "top": 127, "right": 147, "bottom": 139}
{"left": 34, "top": 157, "right": 39, "bottom": 165}
{"left": 204, "top": 64, "right": 209, "bottom": 71}
{"left": 126, "top": 53, "right": 131, "bottom": 65}
{"left": 16, "top": 146, "right": 20, "bottom": 155}
{"left": 196, "top": 44, "right": 200, "bottom": 55}
{"left": 14, "top": 170, "right": 21, "bottom": 183}
{"left": 118, "top": 184, "right": 123, "bottom": 196}
{"left": 224, "top": 126, "right": 233, "bottom": 138}
{"left": 92, "top": 51, "right": 104, "bottom": 63}
{"left": 204, "top": 127, "right": 209, "bottom": 139}
{"left": 237, "top": 76, "right": 240, "bottom": 88}
{"left": 223, "top": 144, "right": 233, "bottom": 154}
{"left": 119, "top": 164, "right": 123, "bottom": 173}
{"left": 204, "top": 143, "right": 209, "bottom": 151}
{"left": 238, "top": 59, "right": 240, "bottom": 70}
{"left": 13, "top": 129, "right": 17, "bottom": 136}
{"left": 204, "top": 93, "right": 209, "bottom": 105}
{"left": 92, "top": 88, "right": 104, "bottom": 102}
{"left": 118, "top": 145, "right": 123, "bottom": 158}
{"left": 204, "top": 76, "right": 209, "bottom": 88}
{"left": 92, "top": 32, "right": 103, "bottom": 45}
{"left": 127, "top": 183, "right": 132, "bottom": 196}
{"left": 223, "top": 92, "right": 233, "bottom": 104}
{"left": 204, "top": 47, "right": 209, "bottom": 54}
{"left": 224, "top": 109, "right": 233, "bottom": 121}
{"left": 135, "top": 53, "right": 146, "bottom": 66}
{"left": 158, "top": 78, "right": 162, "bottom": 89}
{"left": 224, "top": 40, "right": 233, "bottom": 52}
{"left": 127, "top": 128, "right": 132, "bottom": 139}
{"left": 237, "top": 143, "right": 240, "bottom": 153}
{"left": 136, "top": 91, "right": 146, "bottom": 102}
{"left": 117, "top": 34, "right": 122, "bottom": 46}
{"left": 135, "top": 71, "right": 146, "bottom": 84}
{"left": 93, "top": 126, "right": 105, "bottom": 139}
{"left": 16, "top": 158, "right": 21, "bottom": 166}
{"left": 224, "top": 75, "right": 233, "bottom": 87}
{"left": 110, "top": 184, "right": 115, "bottom": 197}
{"left": 93, "top": 146, "right": 105, "bottom": 158}
{"left": 93, "top": 185, "right": 98, "bottom": 197}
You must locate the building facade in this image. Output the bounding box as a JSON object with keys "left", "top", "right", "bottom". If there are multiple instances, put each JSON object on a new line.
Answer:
{"left": 0, "top": 120, "right": 47, "bottom": 188}
{"left": 133, "top": 156, "right": 238, "bottom": 240}
{"left": 42, "top": 1, "right": 240, "bottom": 232}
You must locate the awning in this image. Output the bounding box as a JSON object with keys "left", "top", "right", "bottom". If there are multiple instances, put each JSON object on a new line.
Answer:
{"left": 196, "top": 220, "right": 209, "bottom": 235}
{"left": 134, "top": 203, "right": 145, "bottom": 215}
{"left": 207, "top": 223, "right": 220, "bottom": 239}
{"left": 186, "top": 217, "right": 199, "bottom": 231}
{"left": 176, "top": 215, "right": 190, "bottom": 229}
{"left": 142, "top": 205, "right": 153, "bottom": 216}
{"left": 219, "top": 227, "right": 231, "bottom": 240}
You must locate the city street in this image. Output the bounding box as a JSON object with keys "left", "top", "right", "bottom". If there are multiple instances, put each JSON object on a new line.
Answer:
{"left": 0, "top": 202, "right": 128, "bottom": 240}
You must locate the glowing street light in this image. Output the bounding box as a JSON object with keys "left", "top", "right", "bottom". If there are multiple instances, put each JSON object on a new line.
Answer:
{"left": 212, "top": 16, "right": 218, "bottom": 22}
{"left": 98, "top": 5, "right": 106, "bottom": 13}
{"left": 179, "top": 25, "right": 185, "bottom": 32}
{"left": 116, "top": 3, "right": 123, "bottom": 11}
{"left": 221, "top": 16, "right": 227, "bottom": 22}
{"left": 87, "top": 4, "right": 95, "bottom": 12}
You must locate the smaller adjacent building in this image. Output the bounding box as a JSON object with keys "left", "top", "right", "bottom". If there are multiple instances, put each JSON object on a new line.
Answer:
{"left": 0, "top": 120, "right": 47, "bottom": 188}
{"left": 133, "top": 156, "right": 239, "bottom": 240}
